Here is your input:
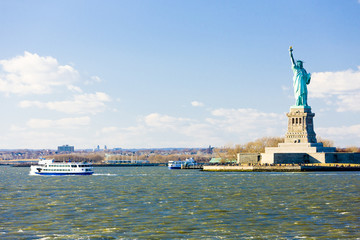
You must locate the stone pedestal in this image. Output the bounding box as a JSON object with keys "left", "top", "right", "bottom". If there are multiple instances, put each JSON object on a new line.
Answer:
{"left": 261, "top": 106, "right": 337, "bottom": 164}
{"left": 285, "top": 106, "right": 316, "bottom": 144}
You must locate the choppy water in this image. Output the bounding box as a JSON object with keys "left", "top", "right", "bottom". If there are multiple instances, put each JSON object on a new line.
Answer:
{"left": 0, "top": 166, "right": 359, "bottom": 239}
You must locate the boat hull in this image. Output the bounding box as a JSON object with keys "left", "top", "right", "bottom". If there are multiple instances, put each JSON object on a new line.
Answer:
{"left": 33, "top": 172, "right": 93, "bottom": 176}
{"left": 168, "top": 166, "right": 181, "bottom": 169}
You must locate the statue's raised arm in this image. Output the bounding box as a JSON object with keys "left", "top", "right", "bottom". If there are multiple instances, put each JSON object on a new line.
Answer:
{"left": 289, "top": 46, "right": 295, "bottom": 66}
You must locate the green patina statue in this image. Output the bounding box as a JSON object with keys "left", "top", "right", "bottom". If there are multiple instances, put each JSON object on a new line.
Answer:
{"left": 289, "top": 46, "right": 311, "bottom": 107}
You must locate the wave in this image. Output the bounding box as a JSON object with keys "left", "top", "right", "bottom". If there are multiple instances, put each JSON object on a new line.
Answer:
{"left": 92, "top": 173, "right": 117, "bottom": 176}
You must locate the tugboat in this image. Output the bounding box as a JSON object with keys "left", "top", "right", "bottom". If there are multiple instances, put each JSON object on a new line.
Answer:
{"left": 29, "top": 158, "right": 93, "bottom": 175}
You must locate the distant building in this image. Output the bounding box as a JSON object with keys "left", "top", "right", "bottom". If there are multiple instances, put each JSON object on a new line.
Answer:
{"left": 237, "top": 153, "right": 261, "bottom": 164}
{"left": 207, "top": 145, "right": 214, "bottom": 154}
{"left": 57, "top": 145, "right": 74, "bottom": 152}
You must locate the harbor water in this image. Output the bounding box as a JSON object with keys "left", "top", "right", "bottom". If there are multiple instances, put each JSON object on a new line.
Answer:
{"left": 0, "top": 166, "right": 359, "bottom": 239}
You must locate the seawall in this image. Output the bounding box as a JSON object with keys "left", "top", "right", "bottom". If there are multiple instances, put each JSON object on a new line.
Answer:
{"left": 203, "top": 164, "right": 360, "bottom": 172}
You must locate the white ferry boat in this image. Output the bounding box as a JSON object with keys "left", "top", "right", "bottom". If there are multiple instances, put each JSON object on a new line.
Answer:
{"left": 168, "top": 158, "right": 197, "bottom": 169}
{"left": 29, "top": 158, "right": 94, "bottom": 175}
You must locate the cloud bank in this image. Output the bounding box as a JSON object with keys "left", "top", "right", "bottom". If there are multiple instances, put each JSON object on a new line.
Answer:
{"left": 97, "top": 108, "right": 285, "bottom": 148}
{"left": 19, "top": 92, "right": 111, "bottom": 114}
{"left": 0, "top": 52, "right": 80, "bottom": 95}
{"left": 0, "top": 52, "right": 113, "bottom": 148}
{"left": 317, "top": 124, "right": 360, "bottom": 147}
{"left": 311, "top": 66, "right": 360, "bottom": 112}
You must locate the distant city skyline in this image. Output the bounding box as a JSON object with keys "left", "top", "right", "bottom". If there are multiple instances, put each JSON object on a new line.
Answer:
{"left": 0, "top": 1, "right": 359, "bottom": 149}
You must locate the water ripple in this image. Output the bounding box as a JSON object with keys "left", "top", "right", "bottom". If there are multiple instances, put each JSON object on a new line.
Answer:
{"left": 0, "top": 166, "right": 359, "bottom": 239}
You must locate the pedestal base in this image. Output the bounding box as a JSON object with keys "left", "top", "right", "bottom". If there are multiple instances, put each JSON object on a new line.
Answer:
{"left": 261, "top": 142, "right": 336, "bottom": 164}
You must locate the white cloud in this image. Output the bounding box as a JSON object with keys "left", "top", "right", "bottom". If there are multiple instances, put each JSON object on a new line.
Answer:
{"left": 85, "top": 75, "right": 103, "bottom": 85}
{"left": 336, "top": 93, "right": 360, "bottom": 112}
{"left": 144, "top": 113, "right": 192, "bottom": 129}
{"left": 208, "top": 108, "right": 283, "bottom": 134}
{"left": 0, "top": 51, "right": 80, "bottom": 95}
{"left": 19, "top": 92, "right": 111, "bottom": 114}
{"left": 191, "top": 101, "right": 204, "bottom": 107}
{"left": 96, "top": 108, "right": 285, "bottom": 148}
{"left": 311, "top": 66, "right": 360, "bottom": 112}
{"left": 317, "top": 124, "right": 360, "bottom": 147}
{"left": 99, "top": 126, "right": 119, "bottom": 134}
{"left": 67, "top": 85, "right": 83, "bottom": 93}
{"left": 319, "top": 124, "right": 360, "bottom": 136}
{"left": 26, "top": 116, "right": 90, "bottom": 129}
{"left": 10, "top": 124, "right": 26, "bottom": 132}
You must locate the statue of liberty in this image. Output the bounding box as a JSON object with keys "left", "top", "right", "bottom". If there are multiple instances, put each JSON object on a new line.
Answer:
{"left": 289, "top": 46, "right": 311, "bottom": 107}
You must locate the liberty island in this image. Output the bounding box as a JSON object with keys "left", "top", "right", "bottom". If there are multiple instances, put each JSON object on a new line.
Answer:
{"left": 259, "top": 47, "right": 359, "bottom": 165}
{"left": 205, "top": 47, "right": 360, "bottom": 170}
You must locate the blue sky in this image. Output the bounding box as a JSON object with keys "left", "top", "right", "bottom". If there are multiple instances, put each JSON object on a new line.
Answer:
{"left": 0, "top": 0, "right": 359, "bottom": 149}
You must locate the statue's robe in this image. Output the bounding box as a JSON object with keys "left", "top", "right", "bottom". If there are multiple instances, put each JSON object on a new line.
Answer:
{"left": 292, "top": 65, "right": 311, "bottom": 106}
